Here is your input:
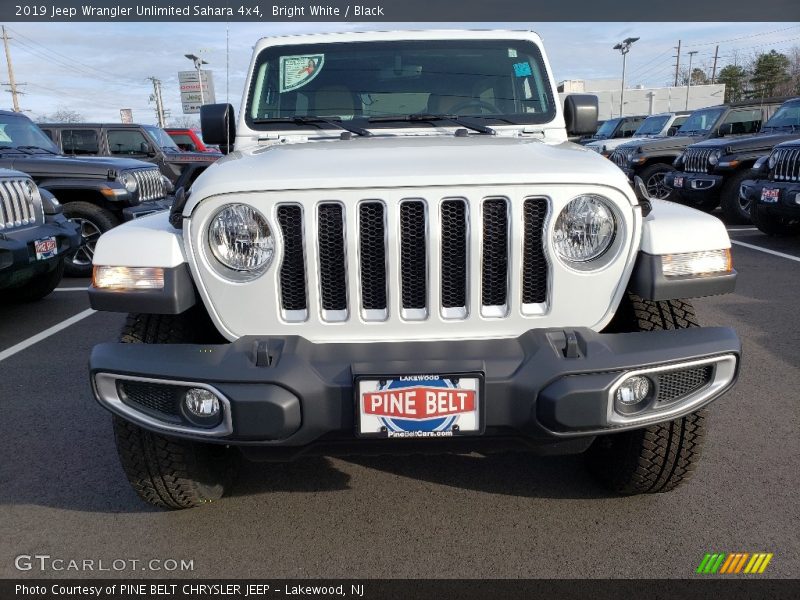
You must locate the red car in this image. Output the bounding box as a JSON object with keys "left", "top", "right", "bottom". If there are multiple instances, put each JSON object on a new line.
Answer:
{"left": 164, "top": 128, "right": 221, "bottom": 153}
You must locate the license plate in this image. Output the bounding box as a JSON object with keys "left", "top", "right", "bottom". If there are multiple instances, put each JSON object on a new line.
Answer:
{"left": 761, "top": 188, "right": 780, "bottom": 203}
{"left": 34, "top": 236, "right": 57, "bottom": 260}
{"left": 673, "top": 176, "right": 684, "bottom": 189}
{"left": 356, "top": 374, "right": 482, "bottom": 439}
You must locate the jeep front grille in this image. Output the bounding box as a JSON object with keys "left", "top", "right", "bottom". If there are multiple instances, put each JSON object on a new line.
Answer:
{"left": 0, "top": 178, "right": 43, "bottom": 231}
{"left": 277, "top": 196, "right": 549, "bottom": 323}
{"left": 770, "top": 146, "right": 800, "bottom": 182}
{"left": 684, "top": 148, "right": 713, "bottom": 173}
{"left": 132, "top": 168, "right": 166, "bottom": 201}
{"left": 609, "top": 150, "right": 627, "bottom": 169}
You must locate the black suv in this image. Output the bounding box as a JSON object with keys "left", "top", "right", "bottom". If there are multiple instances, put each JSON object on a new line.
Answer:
{"left": 666, "top": 97, "right": 800, "bottom": 223}
{"left": 578, "top": 115, "right": 646, "bottom": 145}
{"left": 40, "top": 122, "right": 218, "bottom": 190}
{"left": 0, "top": 168, "right": 80, "bottom": 301}
{"left": 609, "top": 98, "right": 787, "bottom": 203}
{"left": 0, "top": 110, "right": 168, "bottom": 276}
{"left": 740, "top": 139, "right": 800, "bottom": 235}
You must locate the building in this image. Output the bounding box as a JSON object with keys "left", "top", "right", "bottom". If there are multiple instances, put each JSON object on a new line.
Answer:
{"left": 558, "top": 79, "right": 727, "bottom": 121}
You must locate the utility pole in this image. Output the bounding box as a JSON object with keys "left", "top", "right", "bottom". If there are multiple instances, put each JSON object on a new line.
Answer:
{"left": 685, "top": 50, "right": 698, "bottom": 110}
{"left": 673, "top": 40, "right": 681, "bottom": 87}
{"left": 147, "top": 77, "right": 166, "bottom": 127}
{"left": 711, "top": 45, "right": 720, "bottom": 84}
{"left": 2, "top": 26, "right": 20, "bottom": 112}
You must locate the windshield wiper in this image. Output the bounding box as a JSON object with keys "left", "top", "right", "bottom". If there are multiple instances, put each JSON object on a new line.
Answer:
{"left": 15, "top": 145, "right": 58, "bottom": 154}
{"left": 368, "top": 114, "right": 496, "bottom": 135}
{"left": 253, "top": 116, "right": 372, "bottom": 137}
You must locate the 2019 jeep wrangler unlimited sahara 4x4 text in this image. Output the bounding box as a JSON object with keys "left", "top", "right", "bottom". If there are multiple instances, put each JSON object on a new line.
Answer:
{"left": 87, "top": 30, "right": 741, "bottom": 509}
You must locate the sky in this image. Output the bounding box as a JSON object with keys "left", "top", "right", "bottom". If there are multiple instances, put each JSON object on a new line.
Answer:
{"left": 2, "top": 21, "right": 799, "bottom": 124}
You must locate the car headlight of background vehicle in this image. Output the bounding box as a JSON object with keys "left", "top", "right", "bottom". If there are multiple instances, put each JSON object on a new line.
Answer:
{"left": 708, "top": 150, "right": 722, "bottom": 166}
{"left": 768, "top": 153, "right": 778, "bottom": 170}
{"left": 553, "top": 195, "right": 617, "bottom": 265}
{"left": 117, "top": 171, "right": 138, "bottom": 193}
{"left": 208, "top": 204, "right": 274, "bottom": 278}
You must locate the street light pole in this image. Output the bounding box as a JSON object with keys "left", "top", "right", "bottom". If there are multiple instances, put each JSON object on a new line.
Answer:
{"left": 685, "top": 50, "right": 698, "bottom": 110}
{"left": 613, "top": 37, "right": 639, "bottom": 118}
{"left": 184, "top": 53, "right": 208, "bottom": 106}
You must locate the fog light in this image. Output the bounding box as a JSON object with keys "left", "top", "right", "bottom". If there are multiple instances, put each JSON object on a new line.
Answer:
{"left": 184, "top": 388, "right": 220, "bottom": 418}
{"left": 615, "top": 375, "right": 651, "bottom": 407}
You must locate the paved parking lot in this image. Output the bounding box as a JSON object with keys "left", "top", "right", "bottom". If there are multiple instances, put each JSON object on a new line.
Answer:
{"left": 1, "top": 223, "right": 798, "bottom": 579}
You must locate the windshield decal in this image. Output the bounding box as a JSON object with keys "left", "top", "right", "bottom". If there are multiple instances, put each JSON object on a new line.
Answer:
{"left": 513, "top": 62, "right": 532, "bottom": 78}
{"left": 279, "top": 54, "right": 325, "bottom": 93}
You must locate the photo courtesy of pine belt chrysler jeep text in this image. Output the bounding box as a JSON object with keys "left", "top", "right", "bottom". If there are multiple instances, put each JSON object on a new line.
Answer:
{"left": 86, "top": 30, "right": 741, "bottom": 509}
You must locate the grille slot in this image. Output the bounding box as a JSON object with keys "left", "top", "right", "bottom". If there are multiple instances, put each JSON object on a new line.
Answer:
{"left": 481, "top": 198, "right": 509, "bottom": 313}
{"left": 400, "top": 200, "right": 427, "bottom": 316}
{"left": 522, "top": 198, "right": 548, "bottom": 306}
{"left": 117, "top": 380, "right": 183, "bottom": 423}
{"left": 359, "top": 202, "right": 388, "bottom": 316}
{"left": 0, "top": 179, "right": 41, "bottom": 231}
{"left": 656, "top": 365, "right": 714, "bottom": 403}
{"left": 440, "top": 199, "right": 467, "bottom": 314}
{"left": 277, "top": 205, "right": 307, "bottom": 316}
{"left": 317, "top": 203, "right": 348, "bottom": 319}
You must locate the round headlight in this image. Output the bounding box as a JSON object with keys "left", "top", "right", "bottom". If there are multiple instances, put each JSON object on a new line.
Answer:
{"left": 553, "top": 195, "right": 617, "bottom": 264}
{"left": 708, "top": 150, "right": 722, "bottom": 166}
{"left": 118, "top": 172, "right": 138, "bottom": 193}
{"left": 768, "top": 153, "right": 777, "bottom": 169}
{"left": 625, "top": 149, "right": 637, "bottom": 162}
{"left": 208, "top": 204, "right": 274, "bottom": 275}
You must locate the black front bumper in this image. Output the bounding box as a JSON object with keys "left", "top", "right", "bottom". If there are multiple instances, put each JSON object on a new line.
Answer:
{"left": 665, "top": 171, "right": 724, "bottom": 202}
{"left": 90, "top": 327, "right": 741, "bottom": 456}
{"left": 741, "top": 178, "right": 800, "bottom": 217}
{"left": 0, "top": 214, "right": 80, "bottom": 289}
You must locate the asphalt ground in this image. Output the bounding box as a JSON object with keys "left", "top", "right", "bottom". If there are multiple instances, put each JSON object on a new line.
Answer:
{"left": 0, "top": 224, "right": 798, "bottom": 580}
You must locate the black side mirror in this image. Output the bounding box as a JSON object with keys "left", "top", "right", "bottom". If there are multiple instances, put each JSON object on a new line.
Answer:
{"left": 717, "top": 123, "right": 734, "bottom": 137}
{"left": 667, "top": 127, "right": 678, "bottom": 137}
{"left": 201, "top": 103, "right": 236, "bottom": 154}
{"left": 564, "top": 94, "right": 598, "bottom": 138}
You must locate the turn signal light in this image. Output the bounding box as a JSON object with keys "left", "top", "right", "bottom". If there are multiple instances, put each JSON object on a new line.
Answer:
{"left": 93, "top": 266, "right": 165, "bottom": 290}
{"left": 662, "top": 249, "right": 732, "bottom": 277}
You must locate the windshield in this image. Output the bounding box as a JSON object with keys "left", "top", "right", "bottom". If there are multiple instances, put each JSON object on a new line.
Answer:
{"left": 0, "top": 113, "right": 60, "bottom": 152}
{"left": 144, "top": 125, "right": 180, "bottom": 150}
{"left": 762, "top": 102, "right": 800, "bottom": 131}
{"left": 246, "top": 39, "right": 555, "bottom": 130}
{"left": 677, "top": 107, "right": 725, "bottom": 135}
{"left": 593, "top": 118, "right": 622, "bottom": 138}
{"left": 635, "top": 115, "right": 670, "bottom": 136}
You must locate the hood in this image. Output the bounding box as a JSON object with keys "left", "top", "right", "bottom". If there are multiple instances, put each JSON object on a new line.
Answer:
{"left": 7, "top": 154, "right": 156, "bottom": 178}
{"left": 189, "top": 135, "right": 632, "bottom": 202}
{"left": 684, "top": 132, "right": 800, "bottom": 154}
{"left": 162, "top": 151, "right": 219, "bottom": 164}
{"left": 622, "top": 135, "right": 704, "bottom": 154}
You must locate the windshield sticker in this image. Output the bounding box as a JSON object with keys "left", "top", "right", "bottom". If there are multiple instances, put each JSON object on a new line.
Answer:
{"left": 280, "top": 54, "right": 325, "bottom": 93}
{"left": 508, "top": 48, "right": 518, "bottom": 58}
{"left": 513, "top": 62, "right": 532, "bottom": 78}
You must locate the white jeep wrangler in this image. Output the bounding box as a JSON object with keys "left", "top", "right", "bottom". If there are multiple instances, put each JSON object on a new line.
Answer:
{"left": 88, "top": 30, "right": 740, "bottom": 509}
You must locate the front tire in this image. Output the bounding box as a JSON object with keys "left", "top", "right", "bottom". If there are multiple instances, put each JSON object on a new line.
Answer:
{"left": 586, "top": 294, "right": 708, "bottom": 495}
{"left": 719, "top": 170, "right": 754, "bottom": 224}
{"left": 113, "top": 310, "right": 238, "bottom": 509}
{"left": 62, "top": 202, "right": 119, "bottom": 277}
{"left": 639, "top": 163, "right": 676, "bottom": 201}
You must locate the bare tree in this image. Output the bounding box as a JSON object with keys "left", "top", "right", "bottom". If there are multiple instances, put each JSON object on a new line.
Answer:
{"left": 35, "top": 107, "right": 85, "bottom": 123}
{"left": 168, "top": 115, "right": 200, "bottom": 129}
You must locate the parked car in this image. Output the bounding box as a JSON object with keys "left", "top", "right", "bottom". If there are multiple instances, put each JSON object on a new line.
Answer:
{"left": 578, "top": 115, "right": 646, "bottom": 145}
{"left": 585, "top": 112, "right": 690, "bottom": 156}
{"left": 740, "top": 139, "right": 800, "bottom": 235}
{"left": 40, "top": 122, "right": 219, "bottom": 191}
{"left": 0, "top": 110, "right": 169, "bottom": 277}
{"left": 666, "top": 97, "right": 800, "bottom": 223}
{"left": 164, "top": 127, "right": 221, "bottom": 154}
{"left": 609, "top": 98, "right": 788, "bottom": 201}
{"left": 88, "top": 29, "right": 740, "bottom": 509}
{"left": 0, "top": 168, "right": 80, "bottom": 301}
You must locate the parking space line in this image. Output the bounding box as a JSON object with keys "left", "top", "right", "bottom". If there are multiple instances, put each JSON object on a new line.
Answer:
{"left": 54, "top": 287, "right": 88, "bottom": 292}
{"left": 731, "top": 240, "right": 800, "bottom": 263}
{"left": 0, "top": 308, "right": 97, "bottom": 363}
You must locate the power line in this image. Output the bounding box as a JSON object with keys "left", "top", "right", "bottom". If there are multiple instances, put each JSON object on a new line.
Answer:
{"left": 684, "top": 25, "right": 800, "bottom": 48}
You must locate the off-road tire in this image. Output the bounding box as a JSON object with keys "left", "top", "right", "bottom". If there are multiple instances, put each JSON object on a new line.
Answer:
{"left": 113, "top": 310, "right": 238, "bottom": 509}
{"left": 750, "top": 201, "right": 800, "bottom": 236}
{"left": 62, "top": 201, "right": 119, "bottom": 277}
{"left": 4, "top": 258, "right": 64, "bottom": 302}
{"left": 639, "top": 163, "right": 676, "bottom": 201}
{"left": 720, "top": 169, "right": 754, "bottom": 224}
{"left": 587, "top": 294, "right": 707, "bottom": 495}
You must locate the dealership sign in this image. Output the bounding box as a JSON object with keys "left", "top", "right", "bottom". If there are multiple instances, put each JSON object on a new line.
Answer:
{"left": 178, "top": 70, "right": 215, "bottom": 114}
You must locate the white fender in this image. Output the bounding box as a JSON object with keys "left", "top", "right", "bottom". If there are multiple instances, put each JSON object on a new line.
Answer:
{"left": 641, "top": 199, "right": 731, "bottom": 255}
{"left": 92, "top": 212, "right": 187, "bottom": 268}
